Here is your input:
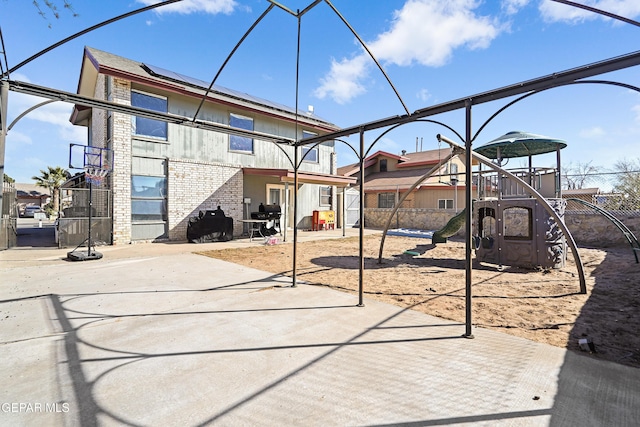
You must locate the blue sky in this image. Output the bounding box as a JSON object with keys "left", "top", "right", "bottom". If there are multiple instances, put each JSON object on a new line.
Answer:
{"left": 1, "top": 0, "right": 639, "bottom": 183}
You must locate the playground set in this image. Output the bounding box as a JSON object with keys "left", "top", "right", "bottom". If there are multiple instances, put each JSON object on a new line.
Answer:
{"left": 381, "top": 131, "right": 640, "bottom": 291}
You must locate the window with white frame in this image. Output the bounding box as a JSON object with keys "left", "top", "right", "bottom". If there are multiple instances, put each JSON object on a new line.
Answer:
{"left": 379, "top": 193, "right": 395, "bottom": 208}
{"left": 131, "top": 90, "right": 168, "bottom": 140}
{"left": 131, "top": 175, "right": 167, "bottom": 222}
{"left": 229, "top": 113, "right": 254, "bottom": 153}
{"left": 450, "top": 163, "right": 459, "bottom": 181}
{"left": 302, "top": 130, "right": 318, "bottom": 163}
{"left": 438, "top": 199, "right": 454, "bottom": 209}
{"left": 320, "top": 187, "right": 331, "bottom": 206}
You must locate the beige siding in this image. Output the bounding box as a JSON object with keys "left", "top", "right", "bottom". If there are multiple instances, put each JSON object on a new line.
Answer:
{"left": 414, "top": 187, "right": 466, "bottom": 209}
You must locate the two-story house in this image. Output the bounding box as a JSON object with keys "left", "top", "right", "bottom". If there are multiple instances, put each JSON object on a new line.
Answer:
{"left": 70, "top": 47, "right": 353, "bottom": 244}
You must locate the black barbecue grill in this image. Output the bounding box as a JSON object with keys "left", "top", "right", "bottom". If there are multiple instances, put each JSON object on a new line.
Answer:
{"left": 251, "top": 203, "right": 281, "bottom": 236}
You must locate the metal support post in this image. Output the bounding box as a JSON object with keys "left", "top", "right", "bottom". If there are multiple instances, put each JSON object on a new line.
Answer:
{"left": 357, "top": 129, "right": 365, "bottom": 307}
{"left": 464, "top": 100, "right": 474, "bottom": 339}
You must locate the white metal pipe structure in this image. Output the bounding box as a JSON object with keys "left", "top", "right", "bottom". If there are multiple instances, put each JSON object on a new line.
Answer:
{"left": 437, "top": 134, "right": 587, "bottom": 295}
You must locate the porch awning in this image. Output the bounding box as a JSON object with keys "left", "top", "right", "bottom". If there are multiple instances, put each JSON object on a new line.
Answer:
{"left": 243, "top": 168, "right": 357, "bottom": 186}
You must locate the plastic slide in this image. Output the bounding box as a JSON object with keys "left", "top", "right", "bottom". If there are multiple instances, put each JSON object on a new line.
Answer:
{"left": 432, "top": 208, "right": 466, "bottom": 243}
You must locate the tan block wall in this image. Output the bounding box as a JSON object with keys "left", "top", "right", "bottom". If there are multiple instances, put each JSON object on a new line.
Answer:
{"left": 364, "top": 208, "right": 640, "bottom": 247}
{"left": 365, "top": 208, "right": 463, "bottom": 234}
{"left": 565, "top": 213, "right": 640, "bottom": 246}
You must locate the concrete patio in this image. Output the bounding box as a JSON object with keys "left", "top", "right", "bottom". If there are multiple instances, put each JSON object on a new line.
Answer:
{"left": 1, "top": 230, "right": 639, "bottom": 426}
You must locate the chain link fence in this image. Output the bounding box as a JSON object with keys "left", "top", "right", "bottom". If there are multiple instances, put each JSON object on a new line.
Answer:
{"left": 563, "top": 170, "right": 640, "bottom": 217}
{"left": 57, "top": 188, "right": 112, "bottom": 248}
{"left": 1, "top": 182, "right": 18, "bottom": 249}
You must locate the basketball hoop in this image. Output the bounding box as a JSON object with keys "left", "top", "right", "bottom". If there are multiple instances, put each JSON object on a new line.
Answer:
{"left": 85, "top": 167, "right": 109, "bottom": 185}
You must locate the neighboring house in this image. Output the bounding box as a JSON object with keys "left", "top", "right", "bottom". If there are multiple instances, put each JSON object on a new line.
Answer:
{"left": 16, "top": 183, "right": 49, "bottom": 214}
{"left": 70, "top": 47, "right": 354, "bottom": 244}
{"left": 562, "top": 188, "right": 600, "bottom": 209}
{"left": 338, "top": 148, "right": 470, "bottom": 211}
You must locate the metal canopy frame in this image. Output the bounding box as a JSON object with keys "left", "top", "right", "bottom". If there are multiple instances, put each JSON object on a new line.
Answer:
{"left": 1, "top": 0, "right": 639, "bottom": 340}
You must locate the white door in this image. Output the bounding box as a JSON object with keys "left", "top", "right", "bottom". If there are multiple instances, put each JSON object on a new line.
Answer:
{"left": 345, "top": 188, "right": 360, "bottom": 227}
{"left": 266, "top": 184, "right": 293, "bottom": 228}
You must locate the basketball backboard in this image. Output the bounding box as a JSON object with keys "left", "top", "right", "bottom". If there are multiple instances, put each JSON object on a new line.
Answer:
{"left": 69, "top": 144, "right": 113, "bottom": 171}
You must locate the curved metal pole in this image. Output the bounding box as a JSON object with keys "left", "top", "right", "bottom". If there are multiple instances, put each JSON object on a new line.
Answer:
{"left": 2, "top": 0, "right": 184, "bottom": 78}
{"left": 473, "top": 80, "right": 640, "bottom": 143}
{"left": 323, "top": 0, "right": 410, "bottom": 115}
{"left": 437, "top": 134, "right": 587, "bottom": 294}
{"left": 8, "top": 99, "right": 56, "bottom": 131}
{"left": 473, "top": 91, "right": 537, "bottom": 143}
{"left": 334, "top": 138, "right": 360, "bottom": 159}
{"left": 373, "top": 119, "right": 465, "bottom": 261}
{"left": 364, "top": 118, "right": 465, "bottom": 160}
{"left": 193, "top": 4, "right": 275, "bottom": 121}
{"left": 377, "top": 148, "right": 462, "bottom": 263}
{"left": 551, "top": 0, "right": 640, "bottom": 27}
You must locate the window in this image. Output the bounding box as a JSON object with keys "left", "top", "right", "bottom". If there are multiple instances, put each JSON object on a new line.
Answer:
{"left": 438, "top": 199, "right": 454, "bottom": 209}
{"left": 131, "top": 175, "right": 167, "bottom": 222}
{"left": 131, "top": 90, "right": 168, "bottom": 139}
{"left": 380, "top": 159, "right": 387, "bottom": 172}
{"left": 302, "top": 131, "right": 318, "bottom": 163}
{"left": 107, "top": 113, "right": 113, "bottom": 143}
{"left": 450, "top": 163, "right": 459, "bottom": 181}
{"left": 503, "top": 207, "right": 532, "bottom": 240}
{"left": 379, "top": 193, "right": 395, "bottom": 208}
{"left": 320, "top": 187, "right": 331, "bottom": 206}
{"left": 229, "top": 113, "right": 254, "bottom": 153}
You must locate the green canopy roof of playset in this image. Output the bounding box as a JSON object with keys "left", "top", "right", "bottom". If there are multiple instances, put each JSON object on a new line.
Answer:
{"left": 474, "top": 131, "right": 567, "bottom": 160}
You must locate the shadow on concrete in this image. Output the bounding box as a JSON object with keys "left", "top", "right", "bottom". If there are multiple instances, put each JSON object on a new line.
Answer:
{"left": 563, "top": 247, "right": 640, "bottom": 367}
{"left": 547, "top": 246, "right": 640, "bottom": 425}
{"left": 40, "top": 277, "right": 465, "bottom": 426}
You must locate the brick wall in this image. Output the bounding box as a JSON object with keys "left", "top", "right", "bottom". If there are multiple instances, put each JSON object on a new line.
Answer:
{"left": 167, "top": 158, "right": 243, "bottom": 241}
{"left": 110, "top": 77, "right": 132, "bottom": 244}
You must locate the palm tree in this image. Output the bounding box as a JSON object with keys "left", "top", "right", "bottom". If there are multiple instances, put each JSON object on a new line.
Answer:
{"left": 32, "top": 166, "right": 69, "bottom": 214}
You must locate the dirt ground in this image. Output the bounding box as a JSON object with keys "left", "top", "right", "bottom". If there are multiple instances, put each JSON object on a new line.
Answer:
{"left": 200, "top": 234, "right": 640, "bottom": 368}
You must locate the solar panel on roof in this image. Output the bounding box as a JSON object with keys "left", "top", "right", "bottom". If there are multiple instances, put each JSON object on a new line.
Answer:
{"left": 142, "top": 62, "right": 331, "bottom": 123}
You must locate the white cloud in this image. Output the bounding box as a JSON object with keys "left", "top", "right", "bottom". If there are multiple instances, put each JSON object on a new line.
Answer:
{"left": 579, "top": 126, "right": 606, "bottom": 138}
{"left": 633, "top": 104, "right": 640, "bottom": 122}
{"left": 136, "top": 0, "right": 238, "bottom": 15}
{"left": 539, "top": 0, "right": 640, "bottom": 24}
{"left": 416, "top": 88, "right": 431, "bottom": 103}
{"left": 313, "top": 55, "right": 370, "bottom": 104}
{"left": 6, "top": 131, "right": 32, "bottom": 146}
{"left": 369, "top": 0, "right": 499, "bottom": 67}
{"left": 502, "top": 0, "right": 530, "bottom": 15}
{"left": 314, "top": 0, "right": 501, "bottom": 104}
